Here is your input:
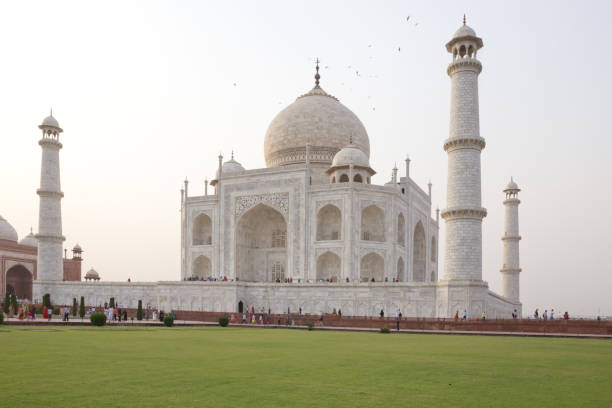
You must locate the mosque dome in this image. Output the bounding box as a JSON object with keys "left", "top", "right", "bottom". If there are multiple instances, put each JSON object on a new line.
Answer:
{"left": 331, "top": 144, "right": 370, "bottom": 168}
{"left": 0, "top": 215, "right": 18, "bottom": 242}
{"left": 264, "top": 67, "right": 370, "bottom": 167}
{"left": 215, "top": 154, "right": 245, "bottom": 179}
{"left": 85, "top": 268, "right": 100, "bottom": 280}
{"left": 73, "top": 243, "right": 82, "bottom": 251}
{"left": 19, "top": 231, "right": 37, "bottom": 247}
{"left": 446, "top": 17, "right": 483, "bottom": 52}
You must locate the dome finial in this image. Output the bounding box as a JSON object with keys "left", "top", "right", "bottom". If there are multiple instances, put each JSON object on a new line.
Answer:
{"left": 314, "top": 58, "right": 321, "bottom": 87}
{"left": 231, "top": 150, "right": 234, "bottom": 160}
{"left": 349, "top": 132, "right": 353, "bottom": 145}
{"left": 463, "top": 14, "right": 466, "bottom": 25}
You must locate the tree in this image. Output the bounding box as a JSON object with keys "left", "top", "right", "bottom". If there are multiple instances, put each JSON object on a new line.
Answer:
{"left": 72, "top": 298, "right": 78, "bottom": 317}
{"left": 10, "top": 293, "right": 18, "bottom": 315}
{"left": 137, "top": 300, "right": 143, "bottom": 321}
{"left": 79, "top": 296, "right": 85, "bottom": 318}
{"left": 2, "top": 293, "right": 9, "bottom": 314}
{"left": 109, "top": 297, "right": 115, "bottom": 308}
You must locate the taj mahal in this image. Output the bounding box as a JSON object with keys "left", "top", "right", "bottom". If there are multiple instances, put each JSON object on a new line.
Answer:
{"left": 1, "top": 19, "right": 524, "bottom": 318}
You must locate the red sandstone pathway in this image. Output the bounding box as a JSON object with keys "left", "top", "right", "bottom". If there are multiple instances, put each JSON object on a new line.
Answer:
{"left": 2, "top": 317, "right": 610, "bottom": 339}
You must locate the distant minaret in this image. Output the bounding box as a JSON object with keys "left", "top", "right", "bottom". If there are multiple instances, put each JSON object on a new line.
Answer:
{"left": 500, "top": 178, "right": 521, "bottom": 301}
{"left": 441, "top": 17, "right": 487, "bottom": 281}
{"left": 36, "top": 112, "right": 65, "bottom": 281}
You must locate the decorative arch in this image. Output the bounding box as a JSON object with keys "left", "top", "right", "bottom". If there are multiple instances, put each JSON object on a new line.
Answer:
{"left": 431, "top": 236, "right": 437, "bottom": 262}
{"left": 339, "top": 174, "right": 349, "bottom": 183}
{"left": 353, "top": 174, "right": 363, "bottom": 183}
{"left": 361, "top": 205, "right": 385, "bottom": 242}
{"left": 397, "top": 257, "right": 405, "bottom": 282}
{"left": 192, "top": 213, "right": 212, "bottom": 245}
{"left": 5, "top": 265, "right": 33, "bottom": 300}
{"left": 235, "top": 203, "right": 287, "bottom": 282}
{"left": 316, "top": 204, "right": 341, "bottom": 241}
{"left": 397, "top": 213, "right": 405, "bottom": 246}
{"left": 192, "top": 255, "right": 211, "bottom": 279}
{"left": 360, "top": 252, "right": 384, "bottom": 282}
{"left": 316, "top": 251, "right": 341, "bottom": 282}
{"left": 412, "top": 221, "right": 426, "bottom": 282}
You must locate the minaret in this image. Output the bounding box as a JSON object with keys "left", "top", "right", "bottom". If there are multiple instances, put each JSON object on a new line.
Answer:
{"left": 441, "top": 17, "right": 487, "bottom": 281}
{"left": 36, "top": 112, "right": 65, "bottom": 281}
{"left": 500, "top": 178, "right": 521, "bottom": 301}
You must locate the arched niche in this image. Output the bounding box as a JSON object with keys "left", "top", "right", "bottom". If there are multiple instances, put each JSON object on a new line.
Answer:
{"left": 360, "top": 252, "right": 384, "bottom": 282}
{"left": 397, "top": 213, "right": 405, "bottom": 246}
{"left": 192, "top": 255, "right": 211, "bottom": 279}
{"left": 316, "top": 251, "right": 341, "bottom": 282}
{"left": 6, "top": 265, "right": 33, "bottom": 300}
{"left": 361, "top": 205, "right": 385, "bottom": 242}
{"left": 192, "top": 213, "right": 212, "bottom": 245}
{"left": 412, "top": 221, "right": 426, "bottom": 282}
{"left": 316, "top": 204, "right": 341, "bottom": 241}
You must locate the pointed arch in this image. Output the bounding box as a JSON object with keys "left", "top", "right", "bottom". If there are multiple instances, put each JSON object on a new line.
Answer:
{"left": 353, "top": 174, "right": 363, "bottom": 183}
{"left": 192, "top": 255, "right": 211, "bottom": 279}
{"left": 397, "top": 257, "right": 405, "bottom": 282}
{"left": 6, "top": 265, "right": 33, "bottom": 300}
{"left": 360, "top": 252, "right": 384, "bottom": 282}
{"left": 361, "top": 205, "right": 385, "bottom": 242}
{"left": 397, "top": 213, "right": 405, "bottom": 246}
{"left": 192, "top": 213, "right": 212, "bottom": 245}
{"left": 235, "top": 203, "right": 287, "bottom": 282}
{"left": 412, "top": 221, "right": 426, "bottom": 281}
{"left": 316, "top": 251, "right": 341, "bottom": 282}
{"left": 339, "top": 174, "right": 349, "bottom": 183}
{"left": 431, "top": 236, "right": 437, "bottom": 262}
{"left": 316, "top": 204, "right": 341, "bottom": 241}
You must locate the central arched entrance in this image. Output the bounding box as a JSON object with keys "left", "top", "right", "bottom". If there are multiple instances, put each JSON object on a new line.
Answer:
{"left": 5, "top": 265, "right": 33, "bottom": 300}
{"left": 235, "top": 203, "right": 287, "bottom": 282}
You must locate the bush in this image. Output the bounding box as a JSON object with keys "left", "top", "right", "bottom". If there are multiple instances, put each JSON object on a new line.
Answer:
{"left": 0, "top": 312, "right": 4, "bottom": 324}
{"left": 218, "top": 315, "right": 229, "bottom": 327}
{"left": 163, "top": 315, "right": 174, "bottom": 327}
{"left": 10, "top": 294, "right": 18, "bottom": 315}
{"left": 79, "top": 296, "right": 85, "bottom": 318}
{"left": 380, "top": 327, "right": 391, "bottom": 334}
{"left": 137, "top": 300, "right": 143, "bottom": 321}
{"left": 72, "top": 298, "right": 78, "bottom": 317}
{"left": 306, "top": 322, "right": 314, "bottom": 331}
{"left": 53, "top": 307, "right": 60, "bottom": 315}
{"left": 3, "top": 294, "right": 10, "bottom": 314}
{"left": 109, "top": 297, "right": 115, "bottom": 308}
{"left": 90, "top": 312, "right": 107, "bottom": 326}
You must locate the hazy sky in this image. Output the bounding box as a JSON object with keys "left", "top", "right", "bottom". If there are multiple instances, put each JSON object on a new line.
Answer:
{"left": 1, "top": 1, "right": 610, "bottom": 316}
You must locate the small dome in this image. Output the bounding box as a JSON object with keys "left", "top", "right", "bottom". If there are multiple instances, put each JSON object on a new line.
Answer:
{"left": 453, "top": 24, "right": 477, "bottom": 39}
{"left": 19, "top": 231, "right": 37, "bottom": 247}
{"left": 0, "top": 215, "right": 18, "bottom": 242}
{"left": 331, "top": 144, "right": 370, "bottom": 168}
{"left": 41, "top": 115, "right": 60, "bottom": 128}
{"left": 85, "top": 268, "right": 100, "bottom": 280}
{"left": 222, "top": 158, "right": 245, "bottom": 174}
{"left": 504, "top": 177, "right": 520, "bottom": 193}
{"left": 73, "top": 243, "right": 82, "bottom": 251}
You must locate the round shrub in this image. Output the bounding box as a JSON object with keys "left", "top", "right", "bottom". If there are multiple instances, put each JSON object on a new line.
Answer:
{"left": 53, "top": 307, "right": 60, "bottom": 315}
{"left": 90, "top": 312, "right": 107, "bottom": 326}
{"left": 218, "top": 315, "right": 229, "bottom": 327}
{"left": 306, "top": 322, "right": 314, "bottom": 331}
{"left": 163, "top": 315, "right": 174, "bottom": 327}
{"left": 379, "top": 327, "right": 391, "bottom": 334}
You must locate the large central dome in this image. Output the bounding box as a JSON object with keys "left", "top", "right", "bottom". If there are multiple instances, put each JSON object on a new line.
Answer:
{"left": 264, "top": 79, "right": 370, "bottom": 167}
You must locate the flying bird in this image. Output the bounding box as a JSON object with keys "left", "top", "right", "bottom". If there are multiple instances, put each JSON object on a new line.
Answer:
{"left": 406, "top": 16, "right": 410, "bottom": 22}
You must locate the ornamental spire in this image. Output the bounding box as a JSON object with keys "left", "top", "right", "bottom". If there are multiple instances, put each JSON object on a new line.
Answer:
{"left": 314, "top": 58, "right": 320, "bottom": 87}
{"left": 463, "top": 14, "right": 466, "bottom": 25}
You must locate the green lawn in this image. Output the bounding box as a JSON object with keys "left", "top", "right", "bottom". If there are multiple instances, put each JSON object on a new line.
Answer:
{"left": 0, "top": 326, "right": 610, "bottom": 407}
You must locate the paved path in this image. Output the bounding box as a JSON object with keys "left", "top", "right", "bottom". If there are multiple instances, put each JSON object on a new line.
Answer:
{"left": 2, "top": 317, "right": 610, "bottom": 339}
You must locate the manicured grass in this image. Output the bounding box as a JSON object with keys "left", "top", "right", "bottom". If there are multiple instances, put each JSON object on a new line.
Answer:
{"left": 0, "top": 326, "right": 610, "bottom": 407}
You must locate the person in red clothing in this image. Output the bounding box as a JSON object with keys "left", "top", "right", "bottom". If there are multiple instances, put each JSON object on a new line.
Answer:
{"left": 43, "top": 306, "right": 48, "bottom": 319}
{"left": 454, "top": 310, "right": 459, "bottom": 320}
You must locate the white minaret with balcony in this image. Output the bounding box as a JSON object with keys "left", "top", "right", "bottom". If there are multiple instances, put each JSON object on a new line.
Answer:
{"left": 500, "top": 178, "right": 521, "bottom": 301}
{"left": 441, "top": 17, "right": 487, "bottom": 281}
{"left": 36, "top": 112, "right": 65, "bottom": 281}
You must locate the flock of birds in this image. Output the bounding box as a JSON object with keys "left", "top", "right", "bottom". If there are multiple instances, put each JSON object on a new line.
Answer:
{"left": 231, "top": 15, "right": 421, "bottom": 113}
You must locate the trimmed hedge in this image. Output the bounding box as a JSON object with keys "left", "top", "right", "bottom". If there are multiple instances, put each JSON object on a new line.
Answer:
{"left": 218, "top": 315, "right": 229, "bottom": 327}
{"left": 72, "top": 298, "right": 78, "bottom": 317}
{"left": 379, "top": 327, "right": 391, "bottom": 334}
{"left": 0, "top": 312, "right": 4, "bottom": 324}
{"left": 90, "top": 312, "right": 107, "bottom": 326}
{"left": 137, "top": 300, "right": 143, "bottom": 321}
{"left": 163, "top": 315, "right": 174, "bottom": 327}
{"left": 79, "top": 296, "right": 85, "bottom": 318}
{"left": 306, "top": 322, "right": 314, "bottom": 331}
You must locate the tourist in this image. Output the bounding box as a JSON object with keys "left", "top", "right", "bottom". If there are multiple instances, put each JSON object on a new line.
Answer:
{"left": 43, "top": 305, "right": 48, "bottom": 320}
{"left": 481, "top": 311, "right": 486, "bottom": 320}
{"left": 564, "top": 311, "right": 569, "bottom": 320}
{"left": 550, "top": 309, "right": 555, "bottom": 320}
{"left": 259, "top": 314, "right": 263, "bottom": 324}
{"left": 534, "top": 308, "right": 539, "bottom": 319}
{"left": 379, "top": 309, "right": 384, "bottom": 318}
{"left": 123, "top": 310, "right": 127, "bottom": 321}
{"left": 543, "top": 310, "right": 548, "bottom": 320}
{"left": 118, "top": 308, "right": 122, "bottom": 322}
{"left": 338, "top": 309, "right": 342, "bottom": 318}
{"left": 454, "top": 310, "right": 459, "bottom": 320}
{"left": 299, "top": 307, "right": 302, "bottom": 315}
{"left": 462, "top": 310, "right": 467, "bottom": 320}
{"left": 242, "top": 313, "right": 246, "bottom": 323}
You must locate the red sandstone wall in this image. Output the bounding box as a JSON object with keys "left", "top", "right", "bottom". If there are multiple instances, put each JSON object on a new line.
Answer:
{"left": 62, "top": 259, "right": 81, "bottom": 281}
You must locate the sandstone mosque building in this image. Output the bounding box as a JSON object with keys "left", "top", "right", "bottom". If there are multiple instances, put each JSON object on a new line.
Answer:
{"left": 4, "top": 19, "right": 524, "bottom": 318}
